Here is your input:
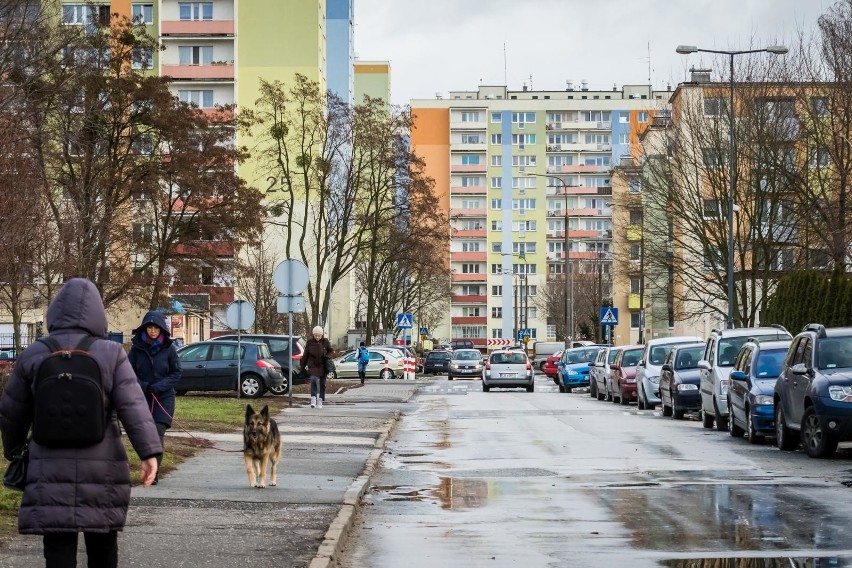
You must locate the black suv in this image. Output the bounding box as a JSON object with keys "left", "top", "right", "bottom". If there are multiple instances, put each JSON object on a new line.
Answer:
{"left": 211, "top": 334, "right": 306, "bottom": 390}
{"left": 774, "top": 323, "right": 852, "bottom": 458}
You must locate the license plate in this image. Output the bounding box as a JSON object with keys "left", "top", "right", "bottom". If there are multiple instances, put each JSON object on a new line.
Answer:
{"left": 500, "top": 372, "right": 516, "bottom": 377}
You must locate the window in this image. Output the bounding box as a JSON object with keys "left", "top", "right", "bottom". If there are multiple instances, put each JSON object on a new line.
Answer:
{"left": 132, "top": 3, "right": 154, "bottom": 24}
{"left": 491, "top": 221, "right": 502, "bottom": 231}
{"left": 629, "top": 244, "right": 641, "bottom": 261}
{"left": 462, "top": 307, "right": 481, "bottom": 317}
{"left": 491, "top": 264, "right": 502, "bottom": 274}
{"left": 512, "top": 177, "right": 536, "bottom": 189}
{"left": 513, "top": 242, "right": 536, "bottom": 254}
{"left": 461, "top": 285, "right": 481, "bottom": 295}
{"left": 461, "top": 199, "right": 481, "bottom": 209}
{"left": 491, "top": 178, "right": 502, "bottom": 189}
{"left": 492, "top": 328, "right": 503, "bottom": 338}
{"left": 703, "top": 97, "right": 728, "bottom": 117}
{"left": 492, "top": 285, "right": 502, "bottom": 296}
{"left": 461, "top": 134, "right": 482, "bottom": 144}
{"left": 491, "top": 155, "right": 502, "bottom": 166}
{"left": 512, "top": 264, "right": 536, "bottom": 274}
{"left": 132, "top": 223, "right": 153, "bottom": 243}
{"left": 703, "top": 199, "right": 720, "bottom": 217}
{"left": 512, "top": 198, "right": 536, "bottom": 211}
{"left": 810, "top": 97, "right": 829, "bottom": 117}
{"left": 512, "top": 155, "right": 537, "bottom": 167}
{"left": 461, "top": 264, "right": 480, "bottom": 274}
{"left": 179, "top": 344, "right": 209, "bottom": 362}
{"left": 492, "top": 243, "right": 502, "bottom": 253}
{"left": 179, "top": 2, "right": 213, "bottom": 20}
{"left": 630, "top": 278, "right": 641, "bottom": 293}
{"left": 179, "top": 46, "right": 213, "bottom": 65}
{"left": 584, "top": 133, "right": 610, "bottom": 145}
{"left": 461, "top": 111, "right": 480, "bottom": 122}
{"left": 461, "top": 176, "right": 482, "bottom": 187}
{"left": 630, "top": 312, "right": 641, "bottom": 328}
{"left": 491, "top": 112, "right": 502, "bottom": 123}
{"left": 702, "top": 148, "right": 725, "bottom": 168}
{"left": 584, "top": 155, "right": 610, "bottom": 166}
{"left": 461, "top": 220, "right": 483, "bottom": 230}
{"left": 528, "top": 307, "right": 538, "bottom": 318}
{"left": 548, "top": 242, "right": 565, "bottom": 253}
{"left": 178, "top": 90, "right": 214, "bottom": 108}
{"left": 491, "top": 307, "right": 503, "bottom": 318}
{"left": 513, "top": 220, "right": 536, "bottom": 231}
{"left": 511, "top": 134, "right": 536, "bottom": 146}
{"left": 582, "top": 111, "right": 611, "bottom": 123}
{"left": 132, "top": 47, "right": 153, "bottom": 70}
{"left": 549, "top": 263, "right": 564, "bottom": 274}
{"left": 703, "top": 245, "right": 721, "bottom": 272}
{"left": 618, "top": 133, "right": 630, "bottom": 144}
{"left": 512, "top": 112, "right": 536, "bottom": 123}
{"left": 491, "top": 134, "right": 502, "bottom": 144}
{"left": 810, "top": 147, "right": 830, "bottom": 168}
{"left": 461, "top": 241, "right": 481, "bottom": 252}
{"left": 460, "top": 154, "right": 480, "bottom": 165}
{"left": 491, "top": 198, "right": 502, "bottom": 209}
{"left": 637, "top": 111, "right": 649, "bottom": 123}
{"left": 583, "top": 177, "right": 610, "bottom": 187}
{"left": 211, "top": 343, "right": 238, "bottom": 361}
{"left": 628, "top": 209, "right": 642, "bottom": 225}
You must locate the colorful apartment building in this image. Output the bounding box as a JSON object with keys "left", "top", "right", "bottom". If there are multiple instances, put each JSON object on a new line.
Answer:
{"left": 411, "top": 84, "right": 671, "bottom": 349}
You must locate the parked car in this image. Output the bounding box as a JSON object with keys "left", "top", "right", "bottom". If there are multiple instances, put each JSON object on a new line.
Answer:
{"left": 698, "top": 325, "right": 791, "bottom": 431}
{"left": 542, "top": 350, "right": 563, "bottom": 381}
{"left": 659, "top": 342, "right": 706, "bottom": 419}
{"left": 728, "top": 338, "right": 791, "bottom": 443}
{"left": 608, "top": 346, "right": 644, "bottom": 404}
{"left": 448, "top": 349, "right": 484, "bottom": 380}
{"left": 532, "top": 341, "right": 566, "bottom": 371}
{"left": 557, "top": 345, "right": 606, "bottom": 393}
{"left": 636, "top": 336, "right": 704, "bottom": 410}
{"left": 450, "top": 339, "right": 474, "bottom": 350}
{"left": 482, "top": 349, "right": 534, "bottom": 392}
{"left": 422, "top": 350, "right": 453, "bottom": 375}
{"left": 331, "top": 348, "right": 402, "bottom": 380}
{"left": 590, "top": 346, "right": 621, "bottom": 400}
{"left": 176, "top": 340, "right": 285, "bottom": 398}
{"left": 774, "top": 323, "right": 852, "bottom": 458}
{"left": 211, "top": 334, "right": 306, "bottom": 391}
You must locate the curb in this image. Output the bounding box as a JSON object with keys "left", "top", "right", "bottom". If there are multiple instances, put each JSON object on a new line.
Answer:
{"left": 308, "top": 410, "right": 401, "bottom": 568}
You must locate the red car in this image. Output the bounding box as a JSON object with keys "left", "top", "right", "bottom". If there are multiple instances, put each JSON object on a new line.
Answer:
{"left": 543, "top": 350, "right": 563, "bottom": 381}
{"left": 608, "top": 345, "right": 644, "bottom": 405}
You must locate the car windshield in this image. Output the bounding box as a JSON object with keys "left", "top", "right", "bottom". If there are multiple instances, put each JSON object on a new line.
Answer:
{"left": 492, "top": 352, "right": 526, "bottom": 364}
{"left": 429, "top": 351, "right": 450, "bottom": 360}
{"left": 453, "top": 350, "right": 481, "bottom": 361}
{"left": 817, "top": 337, "right": 852, "bottom": 370}
{"left": 621, "top": 349, "right": 643, "bottom": 367}
{"left": 717, "top": 336, "right": 769, "bottom": 366}
{"left": 674, "top": 346, "right": 704, "bottom": 370}
{"left": 755, "top": 349, "right": 786, "bottom": 377}
{"left": 607, "top": 349, "right": 620, "bottom": 364}
{"left": 564, "top": 348, "right": 600, "bottom": 364}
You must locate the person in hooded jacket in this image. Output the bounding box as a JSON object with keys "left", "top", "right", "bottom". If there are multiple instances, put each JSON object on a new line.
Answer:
{"left": 128, "top": 310, "right": 182, "bottom": 483}
{"left": 301, "top": 325, "right": 334, "bottom": 408}
{"left": 0, "top": 278, "right": 161, "bottom": 568}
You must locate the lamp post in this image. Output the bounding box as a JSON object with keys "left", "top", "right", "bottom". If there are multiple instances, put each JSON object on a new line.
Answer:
{"left": 676, "top": 44, "right": 787, "bottom": 329}
{"left": 522, "top": 169, "right": 573, "bottom": 341}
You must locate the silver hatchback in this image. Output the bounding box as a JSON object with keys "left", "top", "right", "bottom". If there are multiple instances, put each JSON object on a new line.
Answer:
{"left": 483, "top": 350, "right": 535, "bottom": 392}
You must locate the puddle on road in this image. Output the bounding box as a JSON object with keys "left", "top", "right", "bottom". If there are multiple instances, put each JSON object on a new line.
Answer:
{"left": 598, "top": 484, "right": 851, "bottom": 552}
{"left": 370, "top": 477, "right": 491, "bottom": 510}
{"left": 660, "top": 557, "right": 851, "bottom": 567}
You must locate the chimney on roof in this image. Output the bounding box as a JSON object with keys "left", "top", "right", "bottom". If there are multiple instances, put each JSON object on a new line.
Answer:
{"left": 581, "top": 80, "right": 588, "bottom": 91}
{"left": 566, "top": 79, "right": 573, "bottom": 91}
{"left": 689, "top": 66, "right": 712, "bottom": 83}
{"left": 522, "top": 82, "right": 528, "bottom": 92}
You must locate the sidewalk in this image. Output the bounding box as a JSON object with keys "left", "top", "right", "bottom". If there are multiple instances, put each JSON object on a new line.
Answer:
{"left": 0, "top": 380, "right": 420, "bottom": 568}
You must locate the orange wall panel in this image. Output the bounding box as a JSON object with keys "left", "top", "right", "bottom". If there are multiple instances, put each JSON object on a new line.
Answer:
{"left": 411, "top": 108, "right": 450, "bottom": 213}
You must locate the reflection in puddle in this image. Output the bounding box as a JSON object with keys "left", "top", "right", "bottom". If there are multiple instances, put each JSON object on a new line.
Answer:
{"left": 432, "top": 477, "right": 489, "bottom": 510}
{"left": 598, "top": 484, "right": 851, "bottom": 552}
{"left": 661, "top": 557, "right": 851, "bottom": 567}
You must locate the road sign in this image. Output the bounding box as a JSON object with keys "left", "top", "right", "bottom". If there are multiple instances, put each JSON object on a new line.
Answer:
{"left": 516, "top": 328, "right": 531, "bottom": 341}
{"left": 419, "top": 327, "right": 428, "bottom": 335}
{"left": 396, "top": 313, "right": 413, "bottom": 329}
{"left": 226, "top": 300, "right": 255, "bottom": 330}
{"left": 276, "top": 295, "right": 305, "bottom": 313}
{"left": 272, "top": 259, "right": 309, "bottom": 295}
{"left": 600, "top": 307, "right": 619, "bottom": 325}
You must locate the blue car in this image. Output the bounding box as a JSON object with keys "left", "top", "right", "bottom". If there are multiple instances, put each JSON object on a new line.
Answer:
{"left": 728, "top": 338, "right": 791, "bottom": 444}
{"left": 659, "top": 343, "right": 705, "bottom": 419}
{"left": 775, "top": 324, "right": 852, "bottom": 458}
{"left": 557, "top": 346, "right": 605, "bottom": 393}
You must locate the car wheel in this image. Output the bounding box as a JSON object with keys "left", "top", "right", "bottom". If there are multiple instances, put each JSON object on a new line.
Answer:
{"left": 380, "top": 368, "right": 395, "bottom": 380}
{"left": 540, "top": 362, "right": 546, "bottom": 372}
{"left": 701, "top": 408, "right": 714, "bottom": 429}
{"left": 526, "top": 383, "right": 534, "bottom": 393}
{"left": 673, "top": 407, "right": 685, "bottom": 420}
{"left": 728, "top": 411, "right": 744, "bottom": 437}
{"left": 448, "top": 375, "right": 454, "bottom": 381}
{"left": 240, "top": 374, "right": 265, "bottom": 398}
{"left": 746, "top": 408, "right": 764, "bottom": 444}
{"left": 620, "top": 392, "right": 630, "bottom": 406}
{"left": 713, "top": 398, "right": 728, "bottom": 432}
{"left": 597, "top": 388, "right": 605, "bottom": 401}
{"left": 775, "top": 404, "right": 799, "bottom": 451}
{"left": 565, "top": 386, "right": 573, "bottom": 393}
{"left": 606, "top": 385, "right": 613, "bottom": 402}
{"left": 801, "top": 406, "right": 839, "bottom": 458}
{"left": 558, "top": 384, "right": 566, "bottom": 393}
{"left": 589, "top": 380, "right": 597, "bottom": 398}
{"left": 637, "top": 387, "right": 646, "bottom": 410}
{"left": 662, "top": 404, "right": 672, "bottom": 416}
{"left": 482, "top": 382, "right": 490, "bottom": 392}
{"left": 269, "top": 383, "right": 289, "bottom": 396}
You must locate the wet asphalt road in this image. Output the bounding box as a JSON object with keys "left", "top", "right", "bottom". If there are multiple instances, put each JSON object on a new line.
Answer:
{"left": 340, "top": 374, "right": 852, "bottom": 568}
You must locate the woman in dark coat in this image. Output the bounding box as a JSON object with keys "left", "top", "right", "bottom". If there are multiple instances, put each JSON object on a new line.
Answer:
{"left": 128, "top": 310, "right": 182, "bottom": 482}
{"left": 301, "top": 325, "right": 334, "bottom": 408}
{"left": 0, "top": 278, "right": 161, "bottom": 567}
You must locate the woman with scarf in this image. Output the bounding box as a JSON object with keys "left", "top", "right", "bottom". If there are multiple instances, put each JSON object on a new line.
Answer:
{"left": 128, "top": 311, "right": 182, "bottom": 484}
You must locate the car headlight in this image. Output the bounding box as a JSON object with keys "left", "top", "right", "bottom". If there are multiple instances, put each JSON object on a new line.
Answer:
{"left": 450, "top": 364, "right": 459, "bottom": 370}
{"left": 828, "top": 385, "right": 852, "bottom": 402}
{"left": 648, "top": 375, "right": 660, "bottom": 385}
{"left": 677, "top": 383, "right": 698, "bottom": 391}
{"left": 753, "top": 395, "right": 773, "bottom": 405}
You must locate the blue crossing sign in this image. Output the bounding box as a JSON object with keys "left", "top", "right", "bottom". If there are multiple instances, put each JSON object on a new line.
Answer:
{"left": 516, "top": 328, "right": 532, "bottom": 341}
{"left": 600, "top": 307, "right": 619, "bottom": 325}
{"left": 396, "top": 313, "right": 414, "bottom": 329}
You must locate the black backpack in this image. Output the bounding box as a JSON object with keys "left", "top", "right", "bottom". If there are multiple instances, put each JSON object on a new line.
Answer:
{"left": 32, "top": 337, "right": 109, "bottom": 448}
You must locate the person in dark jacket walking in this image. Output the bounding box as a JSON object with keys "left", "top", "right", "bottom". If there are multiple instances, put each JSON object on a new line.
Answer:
{"left": 301, "top": 326, "right": 334, "bottom": 408}
{"left": 0, "top": 278, "right": 161, "bottom": 568}
{"left": 128, "top": 310, "right": 182, "bottom": 484}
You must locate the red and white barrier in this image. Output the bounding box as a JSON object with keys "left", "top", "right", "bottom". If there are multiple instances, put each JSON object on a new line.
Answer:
{"left": 403, "top": 357, "right": 416, "bottom": 380}
{"left": 487, "top": 339, "right": 511, "bottom": 347}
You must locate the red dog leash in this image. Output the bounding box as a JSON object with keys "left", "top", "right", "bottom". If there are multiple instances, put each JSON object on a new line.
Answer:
{"left": 150, "top": 393, "right": 243, "bottom": 453}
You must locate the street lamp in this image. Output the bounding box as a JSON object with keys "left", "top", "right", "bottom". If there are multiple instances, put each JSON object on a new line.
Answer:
{"left": 522, "top": 169, "right": 573, "bottom": 341}
{"left": 676, "top": 44, "right": 788, "bottom": 329}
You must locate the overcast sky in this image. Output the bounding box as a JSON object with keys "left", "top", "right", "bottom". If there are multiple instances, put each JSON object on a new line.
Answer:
{"left": 354, "top": 0, "right": 831, "bottom": 106}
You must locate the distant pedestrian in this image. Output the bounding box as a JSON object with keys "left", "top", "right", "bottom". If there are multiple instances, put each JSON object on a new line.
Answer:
{"left": 301, "top": 326, "right": 334, "bottom": 408}
{"left": 357, "top": 341, "right": 370, "bottom": 384}
{"left": 128, "top": 310, "right": 182, "bottom": 485}
{"left": 0, "top": 278, "right": 161, "bottom": 568}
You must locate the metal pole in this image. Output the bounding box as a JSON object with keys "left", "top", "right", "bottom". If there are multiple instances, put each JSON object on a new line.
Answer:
{"left": 727, "top": 52, "right": 736, "bottom": 329}
{"left": 563, "top": 180, "right": 571, "bottom": 342}
{"left": 514, "top": 274, "right": 518, "bottom": 345}
{"left": 639, "top": 216, "right": 645, "bottom": 345}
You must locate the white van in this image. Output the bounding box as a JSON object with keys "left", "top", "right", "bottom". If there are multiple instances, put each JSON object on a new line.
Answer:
{"left": 532, "top": 341, "right": 566, "bottom": 370}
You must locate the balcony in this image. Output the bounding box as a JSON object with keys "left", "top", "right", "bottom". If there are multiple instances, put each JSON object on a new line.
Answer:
{"left": 454, "top": 141, "right": 487, "bottom": 151}
{"left": 451, "top": 185, "right": 487, "bottom": 195}
{"left": 161, "top": 20, "right": 235, "bottom": 36}
{"left": 451, "top": 295, "right": 487, "bottom": 304}
{"left": 162, "top": 64, "right": 234, "bottom": 81}
{"left": 628, "top": 293, "right": 641, "bottom": 309}
{"left": 451, "top": 316, "right": 488, "bottom": 325}
{"left": 626, "top": 225, "right": 642, "bottom": 241}
{"left": 452, "top": 251, "right": 487, "bottom": 262}
{"left": 452, "top": 229, "right": 486, "bottom": 238}
{"left": 451, "top": 208, "right": 486, "bottom": 218}
{"left": 452, "top": 273, "right": 487, "bottom": 282}
{"left": 450, "top": 164, "right": 487, "bottom": 173}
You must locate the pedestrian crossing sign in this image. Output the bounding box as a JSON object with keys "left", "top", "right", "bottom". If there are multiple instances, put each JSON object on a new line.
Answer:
{"left": 600, "top": 307, "right": 618, "bottom": 325}
{"left": 396, "top": 313, "right": 414, "bottom": 329}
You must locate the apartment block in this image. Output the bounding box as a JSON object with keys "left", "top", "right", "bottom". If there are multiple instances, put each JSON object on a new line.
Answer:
{"left": 411, "top": 83, "right": 670, "bottom": 349}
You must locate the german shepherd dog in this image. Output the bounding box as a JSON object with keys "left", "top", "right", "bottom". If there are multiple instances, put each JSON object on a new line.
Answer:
{"left": 243, "top": 404, "right": 282, "bottom": 488}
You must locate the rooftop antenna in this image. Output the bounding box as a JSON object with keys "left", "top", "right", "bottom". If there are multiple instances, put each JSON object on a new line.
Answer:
{"left": 647, "top": 41, "right": 652, "bottom": 83}
{"left": 529, "top": 74, "right": 533, "bottom": 90}
{"left": 503, "top": 43, "right": 507, "bottom": 86}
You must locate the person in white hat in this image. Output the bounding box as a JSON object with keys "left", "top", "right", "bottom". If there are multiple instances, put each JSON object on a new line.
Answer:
{"left": 300, "top": 326, "right": 334, "bottom": 408}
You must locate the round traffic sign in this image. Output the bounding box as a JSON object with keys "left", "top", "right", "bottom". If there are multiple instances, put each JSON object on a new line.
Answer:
{"left": 226, "top": 300, "right": 255, "bottom": 330}
{"left": 273, "top": 259, "right": 310, "bottom": 295}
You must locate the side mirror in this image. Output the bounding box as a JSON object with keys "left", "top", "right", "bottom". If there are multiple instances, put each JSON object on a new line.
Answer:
{"left": 730, "top": 370, "right": 747, "bottom": 382}
{"left": 661, "top": 364, "right": 672, "bottom": 372}
{"left": 639, "top": 359, "right": 646, "bottom": 367}
{"left": 791, "top": 363, "right": 810, "bottom": 376}
{"left": 697, "top": 360, "right": 712, "bottom": 371}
